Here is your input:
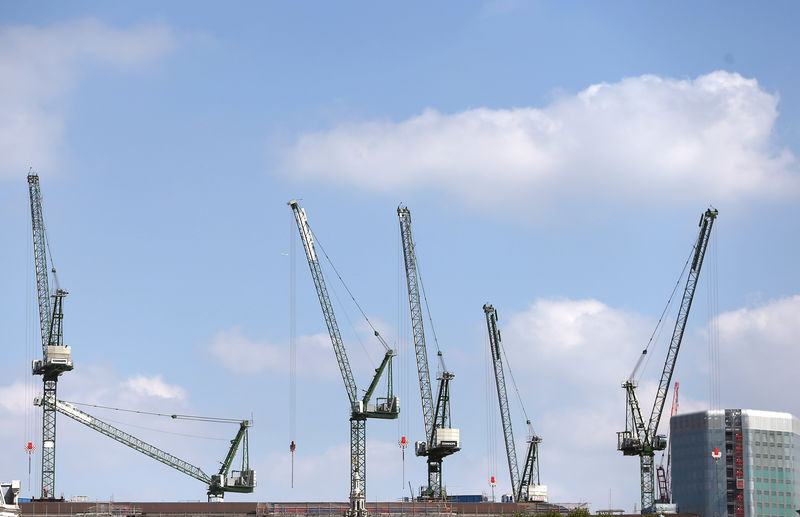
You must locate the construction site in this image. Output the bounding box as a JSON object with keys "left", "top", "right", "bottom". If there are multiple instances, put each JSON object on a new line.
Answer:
{"left": 0, "top": 171, "right": 731, "bottom": 517}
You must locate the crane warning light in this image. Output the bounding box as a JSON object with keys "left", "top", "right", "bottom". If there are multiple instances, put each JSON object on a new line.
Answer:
{"left": 712, "top": 447, "right": 721, "bottom": 460}
{"left": 398, "top": 436, "right": 408, "bottom": 448}
{"left": 24, "top": 442, "right": 35, "bottom": 454}
{"left": 490, "top": 476, "right": 496, "bottom": 485}
{"left": 290, "top": 441, "right": 296, "bottom": 452}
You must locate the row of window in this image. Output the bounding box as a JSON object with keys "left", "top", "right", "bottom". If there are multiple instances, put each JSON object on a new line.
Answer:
{"left": 754, "top": 492, "right": 794, "bottom": 504}
{"left": 753, "top": 467, "right": 793, "bottom": 480}
{"left": 755, "top": 503, "right": 796, "bottom": 516}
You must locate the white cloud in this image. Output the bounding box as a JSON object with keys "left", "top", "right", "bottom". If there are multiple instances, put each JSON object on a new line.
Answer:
{"left": 279, "top": 72, "right": 799, "bottom": 215}
{"left": 204, "top": 325, "right": 385, "bottom": 378}
{"left": 0, "top": 18, "right": 175, "bottom": 177}
{"left": 713, "top": 294, "right": 800, "bottom": 413}
{"left": 503, "top": 298, "right": 652, "bottom": 391}
{"left": 122, "top": 374, "right": 187, "bottom": 401}
{"left": 205, "top": 327, "right": 286, "bottom": 374}
{"left": 0, "top": 380, "right": 30, "bottom": 415}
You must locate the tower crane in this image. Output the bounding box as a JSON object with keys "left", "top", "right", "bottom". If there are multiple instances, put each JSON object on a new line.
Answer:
{"left": 617, "top": 208, "right": 717, "bottom": 513}
{"left": 397, "top": 205, "right": 460, "bottom": 500}
{"left": 483, "top": 304, "right": 542, "bottom": 503}
{"left": 34, "top": 398, "right": 254, "bottom": 500}
{"left": 288, "top": 200, "right": 399, "bottom": 517}
{"left": 27, "top": 171, "right": 73, "bottom": 499}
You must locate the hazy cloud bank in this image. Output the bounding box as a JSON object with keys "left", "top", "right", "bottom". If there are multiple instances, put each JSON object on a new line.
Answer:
{"left": 0, "top": 18, "right": 175, "bottom": 178}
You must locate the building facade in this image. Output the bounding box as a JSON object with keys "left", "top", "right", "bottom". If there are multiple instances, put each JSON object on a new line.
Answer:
{"left": 671, "top": 409, "right": 800, "bottom": 517}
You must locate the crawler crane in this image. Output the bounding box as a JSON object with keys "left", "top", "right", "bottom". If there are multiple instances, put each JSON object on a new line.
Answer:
{"left": 483, "top": 304, "right": 543, "bottom": 502}
{"left": 397, "top": 205, "right": 460, "bottom": 500}
{"left": 289, "top": 200, "right": 399, "bottom": 517}
{"left": 617, "top": 208, "right": 717, "bottom": 513}
{"left": 27, "top": 171, "right": 73, "bottom": 499}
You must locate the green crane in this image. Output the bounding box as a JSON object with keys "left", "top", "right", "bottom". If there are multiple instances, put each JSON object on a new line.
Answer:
{"left": 617, "top": 208, "right": 717, "bottom": 513}
{"left": 27, "top": 171, "right": 73, "bottom": 499}
{"left": 397, "top": 205, "right": 460, "bottom": 500}
{"left": 37, "top": 398, "right": 255, "bottom": 500}
{"left": 483, "top": 304, "right": 542, "bottom": 502}
{"left": 289, "top": 200, "right": 399, "bottom": 517}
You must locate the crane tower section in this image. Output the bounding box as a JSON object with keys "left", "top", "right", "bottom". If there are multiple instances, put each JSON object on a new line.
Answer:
{"left": 28, "top": 172, "right": 73, "bottom": 499}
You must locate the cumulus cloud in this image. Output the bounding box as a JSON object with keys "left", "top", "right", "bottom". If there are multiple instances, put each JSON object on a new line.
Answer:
{"left": 0, "top": 18, "right": 175, "bottom": 177}
{"left": 714, "top": 294, "right": 800, "bottom": 413}
{"left": 122, "top": 374, "right": 187, "bottom": 401}
{"left": 502, "top": 298, "right": 653, "bottom": 391}
{"left": 280, "top": 72, "right": 799, "bottom": 214}
{"left": 0, "top": 380, "right": 30, "bottom": 415}
{"left": 204, "top": 324, "right": 387, "bottom": 378}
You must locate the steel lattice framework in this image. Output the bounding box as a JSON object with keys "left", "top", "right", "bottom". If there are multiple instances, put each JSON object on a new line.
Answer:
{"left": 484, "top": 304, "right": 540, "bottom": 502}
{"left": 397, "top": 205, "right": 459, "bottom": 500}
{"left": 619, "top": 208, "right": 717, "bottom": 512}
{"left": 44, "top": 399, "right": 254, "bottom": 498}
{"left": 289, "top": 200, "right": 398, "bottom": 517}
{"left": 397, "top": 207, "right": 435, "bottom": 443}
{"left": 28, "top": 172, "right": 73, "bottom": 499}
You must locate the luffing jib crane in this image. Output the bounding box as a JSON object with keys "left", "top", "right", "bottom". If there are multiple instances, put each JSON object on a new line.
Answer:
{"left": 617, "top": 208, "right": 717, "bottom": 513}
{"left": 34, "top": 398, "right": 255, "bottom": 500}
{"left": 483, "top": 304, "right": 542, "bottom": 502}
{"left": 28, "top": 171, "right": 73, "bottom": 499}
{"left": 289, "top": 200, "right": 399, "bottom": 517}
{"left": 397, "top": 205, "right": 460, "bottom": 500}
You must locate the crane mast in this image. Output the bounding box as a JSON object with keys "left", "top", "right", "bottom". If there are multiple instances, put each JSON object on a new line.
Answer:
{"left": 397, "top": 206, "right": 460, "bottom": 500}
{"left": 27, "top": 172, "right": 73, "bottom": 499}
{"left": 36, "top": 399, "right": 254, "bottom": 499}
{"left": 656, "top": 382, "right": 678, "bottom": 504}
{"left": 289, "top": 200, "right": 399, "bottom": 517}
{"left": 484, "top": 304, "right": 541, "bottom": 502}
{"left": 618, "top": 208, "right": 717, "bottom": 512}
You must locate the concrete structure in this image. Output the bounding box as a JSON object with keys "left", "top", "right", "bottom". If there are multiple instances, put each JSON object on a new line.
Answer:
{"left": 671, "top": 409, "right": 800, "bottom": 517}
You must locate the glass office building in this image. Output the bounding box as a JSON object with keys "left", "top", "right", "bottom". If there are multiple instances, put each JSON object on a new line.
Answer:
{"left": 671, "top": 409, "right": 800, "bottom": 517}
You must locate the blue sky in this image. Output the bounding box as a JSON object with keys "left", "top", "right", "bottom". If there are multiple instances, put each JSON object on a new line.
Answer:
{"left": 1, "top": 1, "right": 799, "bottom": 510}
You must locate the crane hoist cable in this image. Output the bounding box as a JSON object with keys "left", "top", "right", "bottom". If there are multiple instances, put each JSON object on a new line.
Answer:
{"left": 498, "top": 339, "right": 532, "bottom": 433}
{"left": 289, "top": 210, "right": 298, "bottom": 488}
{"left": 415, "top": 258, "right": 442, "bottom": 356}
{"left": 60, "top": 400, "right": 244, "bottom": 423}
{"left": 312, "top": 229, "right": 390, "bottom": 354}
{"left": 629, "top": 241, "right": 695, "bottom": 383}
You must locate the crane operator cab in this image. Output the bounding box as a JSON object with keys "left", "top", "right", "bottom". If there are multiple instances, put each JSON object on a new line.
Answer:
{"left": 363, "top": 396, "right": 400, "bottom": 419}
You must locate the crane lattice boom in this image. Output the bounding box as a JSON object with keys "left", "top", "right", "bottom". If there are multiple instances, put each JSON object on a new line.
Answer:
{"left": 27, "top": 172, "right": 73, "bottom": 499}
{"left": 289, "top": 200, "right": 398, "bottom": 517}
{"left": 618, "top": 208, "right": 717, "bottom": 512}
{"left": 397, "top": 205, "right": 459, "bottom": 500}
{"left": 39, "top": 399, "right": 254, "bottom": 499}
{"left": 484, "top": 304, "right": 541, "bottom": 502}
